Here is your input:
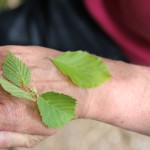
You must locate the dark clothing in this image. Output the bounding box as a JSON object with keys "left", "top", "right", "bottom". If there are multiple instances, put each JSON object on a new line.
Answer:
{"left": 0, "top": 0, "right": 127, "bottom": 61}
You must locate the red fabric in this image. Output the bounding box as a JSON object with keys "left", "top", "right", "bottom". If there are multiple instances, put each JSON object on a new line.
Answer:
{"left": 84, "top": 0, "right": 150, "bottom": 66}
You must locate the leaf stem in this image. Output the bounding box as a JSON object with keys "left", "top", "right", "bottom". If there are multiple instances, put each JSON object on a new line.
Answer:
{"left": 22, "top": 85, "right": 30, "bottom": 92}
{"left": 22, "top": 84, "right": 40, "bottom": 101}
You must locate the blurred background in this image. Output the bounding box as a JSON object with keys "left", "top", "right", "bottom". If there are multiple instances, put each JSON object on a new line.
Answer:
{"left": 0, "top": 0, "right": 150, "bottom": 150}
{"left": 0, "top": 0, "right": 23, "bottom": 10}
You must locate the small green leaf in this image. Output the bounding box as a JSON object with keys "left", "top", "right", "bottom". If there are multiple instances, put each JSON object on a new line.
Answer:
{"left": 37, "top": 92, "right": 76, "bottom": 128}
{"left": 52, "top": 51, "right": 110, "bottom": 88}
{"left": 2, "top": 52, "right": 30, "bottom": 87}
{"left": 0, "top": 77, "right": 34, "bottom": 100}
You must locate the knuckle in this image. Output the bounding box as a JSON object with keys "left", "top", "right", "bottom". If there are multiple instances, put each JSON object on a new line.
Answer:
{"left": 26, "top": 136, "right": 45, "bottom": 148}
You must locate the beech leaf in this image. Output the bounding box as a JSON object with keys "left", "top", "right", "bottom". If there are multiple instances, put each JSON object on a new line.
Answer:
{"left": 52, "top": 51, "right": 110, "bottom": 88}
{"left": 0, "top": 77, "right": 34, "bottom": 100}
{"left": 2, "top": 52, "right": 31, "bottom": 87}
{"left": 37, "top": 92, "right": 76, "bottom": 128}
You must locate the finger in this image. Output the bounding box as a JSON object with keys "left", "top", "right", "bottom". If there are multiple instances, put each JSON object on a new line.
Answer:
{"left": 0, "top": 131, "right": 48, "bottom": 148}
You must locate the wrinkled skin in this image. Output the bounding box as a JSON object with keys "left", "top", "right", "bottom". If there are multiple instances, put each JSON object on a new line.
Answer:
{"left": 2, "top": 46, "right": 150, "bottom": 148}
{"left": 0, "top": 46, "right": 91, "bottom": 148}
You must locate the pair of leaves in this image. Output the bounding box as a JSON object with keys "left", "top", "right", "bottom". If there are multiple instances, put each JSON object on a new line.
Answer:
{"left": 0, "top": 52, "right": 33, "bottom": 100}
{"left": 0, "top": 50, "right": 110, "bottom": 128}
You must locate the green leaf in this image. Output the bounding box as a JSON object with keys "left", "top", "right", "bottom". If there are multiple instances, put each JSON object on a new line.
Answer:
{"left": 37, "top": 92, "right": 77, "bottom": 128}
{"left": 52, "top": 51, "right": 111, "bottom": 88}
{"left": 0, "top": 77, "right": 34, "bottom": 100}
{"left": 2, "top": 52, "right": 31, "bottom": 87}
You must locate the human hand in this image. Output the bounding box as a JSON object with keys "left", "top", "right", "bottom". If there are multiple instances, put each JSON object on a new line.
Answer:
{"left": 0, "top": 46, "right": 88, "bottom": 148}
{"left": 1, "top": 45, "right": 150, "bottom": 149}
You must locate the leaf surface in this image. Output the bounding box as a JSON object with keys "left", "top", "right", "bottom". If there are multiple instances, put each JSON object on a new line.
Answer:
{"left": 0, "top": 77, "right": 33, "bottom": 100}
{"left": 37, "top": 92, "right": 76, "bottom": 128}
{"left": 2, "top": 52, "right": 30, "bottom": 87}
{"left": 52, "top": 51, "right": 110, "bottom": 88}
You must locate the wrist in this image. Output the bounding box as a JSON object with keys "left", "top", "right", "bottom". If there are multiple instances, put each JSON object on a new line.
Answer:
{"left": 76, "top": 59, "right": 134, "bottom": 122}
{"left": 74, "top": 58, "right": 117, "bottom": 120}
{"left": 81, "top": 59, "right": 150, "bottom": 135}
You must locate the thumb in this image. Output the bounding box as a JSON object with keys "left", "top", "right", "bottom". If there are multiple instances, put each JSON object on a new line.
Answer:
{"left": 0, "top": 131, "right": 48, "bottom": 148}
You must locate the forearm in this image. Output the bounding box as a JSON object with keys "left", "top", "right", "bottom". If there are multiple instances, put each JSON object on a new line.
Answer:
{"left": 79, "top": 59, "right": 150, "bottom": 135}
